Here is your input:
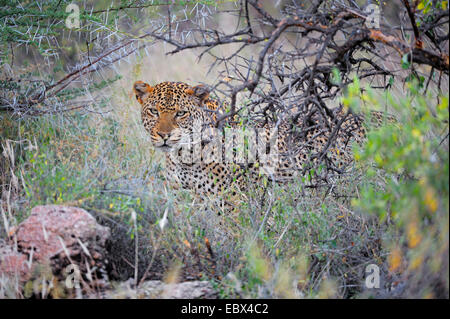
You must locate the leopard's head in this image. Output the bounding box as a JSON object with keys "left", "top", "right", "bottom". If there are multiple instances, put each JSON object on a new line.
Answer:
{"left": 133, "top": 81, "right": 218, "bottom": 151}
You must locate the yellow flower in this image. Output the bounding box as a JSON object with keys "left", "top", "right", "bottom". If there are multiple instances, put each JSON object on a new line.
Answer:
{"left": 410, "top": 253, "right": 424, "bottom": 271}
{"left": 407, "top": 221, "right": 422, "bottom": 248}
{"left": 424, "top": 188, "right": 438, "bottom": 213}
{"left": 389, "top": 248, "right": 402, "bottom": 272}
{"left": 412, "top": 128, "right": 421, "bottom": 138}
{"left": 374, "top": 154, "right": 383, "bottom": 166}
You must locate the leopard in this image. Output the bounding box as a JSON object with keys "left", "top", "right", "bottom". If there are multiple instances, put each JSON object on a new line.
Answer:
{"left": 133, "top": 80, "right": 392, "bottom": 196}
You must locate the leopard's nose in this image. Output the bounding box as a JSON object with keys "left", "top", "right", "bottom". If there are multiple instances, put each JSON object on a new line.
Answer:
{"left": 157, "top": 132, "right": 170, "bottom": 140}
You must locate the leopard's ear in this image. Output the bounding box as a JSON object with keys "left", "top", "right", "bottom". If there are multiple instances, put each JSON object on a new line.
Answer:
{"left": 186, "top": 84, "right": 210, "bottom": 102}
{"left": 133, "top": 81, "right": 154, "bottom": 103}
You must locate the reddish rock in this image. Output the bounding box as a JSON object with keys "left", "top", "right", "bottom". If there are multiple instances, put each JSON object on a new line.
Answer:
{"left": 1, "top": 205, "right": 110, "bottom": 290}
{"left": 15, "top": 205, "right": 109, "bottom": 262}
{"left": 0, "top": 244, "right": 30, "bottom": 281}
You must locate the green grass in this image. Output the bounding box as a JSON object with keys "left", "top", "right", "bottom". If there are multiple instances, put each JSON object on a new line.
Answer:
{"left": 0, "top": 79, "right": 448, "bottom": 299}
{"left": 0, "top": 110, "right": 383, "bottom": 298}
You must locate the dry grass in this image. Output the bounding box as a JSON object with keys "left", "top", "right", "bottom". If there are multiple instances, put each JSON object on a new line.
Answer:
{"left": 0, "top": 101, "right": 389, "bottom": 299}
{"left": 0, "top": 5, "right": 448, "bottom": 299}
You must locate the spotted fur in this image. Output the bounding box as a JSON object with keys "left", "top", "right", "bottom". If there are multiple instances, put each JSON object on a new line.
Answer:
{"left": 134, "top": 81, "right": 393, "bottom": 195}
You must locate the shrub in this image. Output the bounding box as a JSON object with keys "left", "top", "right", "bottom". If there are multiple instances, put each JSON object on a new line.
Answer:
{"left": 352, "top": 80, "right": 449, "bottom": 298}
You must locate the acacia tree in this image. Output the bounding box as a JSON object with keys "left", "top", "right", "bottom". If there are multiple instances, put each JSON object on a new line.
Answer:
{"left": 143, "top": 0, "right": 449, "bottom": 118}
{"left": 2, "top": 1, "right": 448, "bottom": 106}
{"left": 128, "top": 0, "right": 448, "bottom": 181}
{"left": 0, "top": 0, "right": 162, "bottom": 115}
{"left": 1, "top": 0, "right": 448, "bottom": 188}
{"left": 2, "top": 0, "right": 448, "bottom": 131}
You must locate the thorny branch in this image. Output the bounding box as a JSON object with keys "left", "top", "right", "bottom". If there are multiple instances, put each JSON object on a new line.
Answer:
{"left": 133, "top": 1, "right": 448, "bottom": 119}
{"left": 122, "top": 0, "right": 447, "bottom": 179}
{"left": 1, "top": 1, "right": 448, "bottom": 162}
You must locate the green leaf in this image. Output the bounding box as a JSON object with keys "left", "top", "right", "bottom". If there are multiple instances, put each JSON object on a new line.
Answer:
{"left": 389, "top": 76, "right": 395, "bottom": 87}
{"left": 401, "top": 54, "right": 411, "bottom": 69}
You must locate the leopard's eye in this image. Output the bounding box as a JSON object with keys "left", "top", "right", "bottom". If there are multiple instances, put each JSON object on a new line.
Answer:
{"left": 149, "top": 108, "right": 158, "bottom": 116}
{"left": 176, "top": 110, "right": 188, "bottom": 117}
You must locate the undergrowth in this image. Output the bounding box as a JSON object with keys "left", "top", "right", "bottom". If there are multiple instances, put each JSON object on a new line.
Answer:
{"left": 0, "top": 80, "right": 448, "bottom": 299}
